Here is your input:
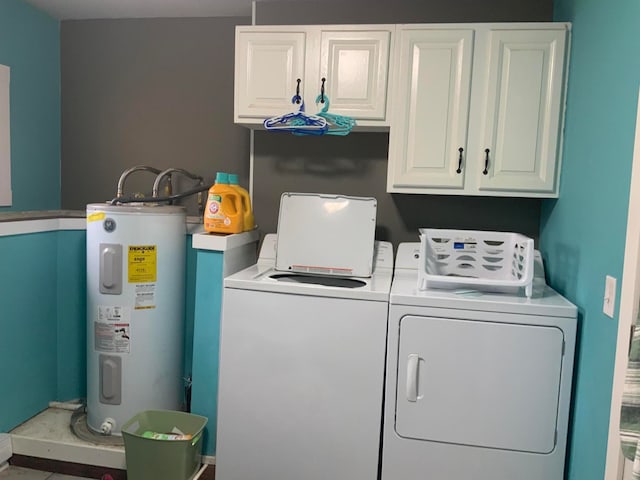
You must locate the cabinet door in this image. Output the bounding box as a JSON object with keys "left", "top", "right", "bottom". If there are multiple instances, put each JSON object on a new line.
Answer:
{"left": 387, "top": 29, "right": 473, "bottom": 192}
{"left": 474, "top": 28, "right": 567, "bottom": 194}
{"left": 319, "top": 30, "right": 391, "bottom": 121}
{"left": 235, "top": 30, "right": 307, "bottom": 120}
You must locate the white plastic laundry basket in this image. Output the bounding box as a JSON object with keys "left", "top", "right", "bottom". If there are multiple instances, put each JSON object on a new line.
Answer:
{"left": 418, "top": 229, "right": 535, "bottom": 297}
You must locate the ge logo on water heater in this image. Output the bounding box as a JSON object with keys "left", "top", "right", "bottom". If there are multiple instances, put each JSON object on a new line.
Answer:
{"left": 103, "top": 218, "right": 116, "bottom": 232}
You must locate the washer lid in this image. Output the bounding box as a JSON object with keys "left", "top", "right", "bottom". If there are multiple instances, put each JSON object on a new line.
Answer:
{"left": 275, "top": 193, "right": 377, "bottom": 278}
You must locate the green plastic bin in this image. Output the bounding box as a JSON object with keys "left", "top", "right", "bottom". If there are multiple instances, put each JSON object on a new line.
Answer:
{"left": 122, "top": 410, "right": 208, "bottom": 480}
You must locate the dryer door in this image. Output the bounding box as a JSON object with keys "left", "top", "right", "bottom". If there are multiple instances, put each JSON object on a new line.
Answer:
{"left": 395, "top": 314, "right": 564, "bottom": 453}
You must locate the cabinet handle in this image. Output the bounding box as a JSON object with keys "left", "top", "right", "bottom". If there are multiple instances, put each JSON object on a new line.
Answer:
{"left": 294, "top": 78, "right": 301, "bottom": 104}
{"left": 320, "top": 77, "right": 326, "bottom": 104}
{"left": 483, "top": 148, "right": 490, "bottom": 175}
{"left": 456, "top": 147, "right": 463, "bottom": 174}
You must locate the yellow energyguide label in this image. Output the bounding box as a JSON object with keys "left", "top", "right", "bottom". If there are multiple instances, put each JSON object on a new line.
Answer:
{"left": 128, "top": 245, "right": 157, "bottom": 283}
{"left": 87, "top": 212, "right": 106, "bottom": 223}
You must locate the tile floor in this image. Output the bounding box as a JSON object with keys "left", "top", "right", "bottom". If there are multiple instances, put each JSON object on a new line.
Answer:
{"left": 0, "top": 466, "right": 90, "bottom": 479}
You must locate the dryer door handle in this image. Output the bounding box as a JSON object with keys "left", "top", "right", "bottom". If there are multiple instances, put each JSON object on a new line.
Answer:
{"left": 406, "top": 354, "right": 420, "bottom": 402}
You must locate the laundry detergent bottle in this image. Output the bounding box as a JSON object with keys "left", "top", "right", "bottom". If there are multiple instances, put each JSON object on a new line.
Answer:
{"left": 204, "top": 172, "right": 244, "bottom": 234}
{"left": 228, "top": 173, "right": 254, "bottom": 231}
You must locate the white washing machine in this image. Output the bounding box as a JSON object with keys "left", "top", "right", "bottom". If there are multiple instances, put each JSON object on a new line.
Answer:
{"left": 216, "top": 234, "right": 394, "bottom": 480}
{"left": 382, "top": 243, "right": 577, "bottom": 480}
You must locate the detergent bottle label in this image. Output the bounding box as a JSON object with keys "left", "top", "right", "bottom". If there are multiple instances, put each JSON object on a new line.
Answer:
{"left": 206, "top": 194, "right": 227, "bottom": 223}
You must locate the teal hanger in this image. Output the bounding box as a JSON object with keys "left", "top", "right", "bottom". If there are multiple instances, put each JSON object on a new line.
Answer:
{"left": 314, "top": 94, "right": 356, "bottom": 136}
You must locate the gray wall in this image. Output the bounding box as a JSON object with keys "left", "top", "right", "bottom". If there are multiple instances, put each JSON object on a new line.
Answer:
{"left": 253, "top": 132, "right": 543, "bottom": 245}
{"left": 253, "top": 0, "right": 552, "bottom": 245}
{"left": 60, "top": 0, "right": 553, "bottom": 244}
{"left": 61, "top": 17, "right": 250, "bottom": 213}
{"left": 256, "top": 0, "right": 552, "bottom": 25}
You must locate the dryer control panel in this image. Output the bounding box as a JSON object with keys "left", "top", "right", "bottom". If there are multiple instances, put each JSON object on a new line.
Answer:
{"left": 395, "top": 242, "right": 421, "bottom": 270}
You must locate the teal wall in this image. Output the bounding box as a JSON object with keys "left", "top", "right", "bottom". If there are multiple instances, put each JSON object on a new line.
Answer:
{"left": 0, "top": 0, "right": 60, "bottom": 211}
{"left": 0, "top": 232, "right": 57, "bottom": 432}
{"left": 184, "top": 235, "right": 198, "bottom": 379}
{"left": 542, "top": 0, "right": 640, "bottom": 478}
{"left": 191, "top": 249, "right": 225, "bottom": 456}
{"left": 56, "top": 230, "right": 87, "bottom": 401}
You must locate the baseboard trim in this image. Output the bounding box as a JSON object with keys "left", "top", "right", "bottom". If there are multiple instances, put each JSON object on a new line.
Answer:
{"left": 10, "top": 454, "right": 127, "bottom": 479}
{"left": 0, "top": 433, "right": 11, "bottom": 464}
{"left": 10, "top": 455, "right": 216, "bottom": 479}
{"left": 202, "top": 454, "right": 216, "bottom": 465}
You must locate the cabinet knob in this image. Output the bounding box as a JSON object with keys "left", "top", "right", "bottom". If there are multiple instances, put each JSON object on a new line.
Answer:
{"left": 483, "top": 148, "right": 490, "bottom": 175}
{"left": 456, "top": 147, "right": 463, "bottom": 174}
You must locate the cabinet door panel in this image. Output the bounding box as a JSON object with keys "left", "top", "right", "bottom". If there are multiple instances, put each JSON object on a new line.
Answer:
{"left": 387, "top": 29, "right": 473, "bottom": 191}
{"left": 476, "top": 29, "right": 566, "bottom": 193}
{"left": 235, "top": 31, "right": 306, "bottom": 119}
{"left": 320, "top": 30, "right": 391, "bottom": 120}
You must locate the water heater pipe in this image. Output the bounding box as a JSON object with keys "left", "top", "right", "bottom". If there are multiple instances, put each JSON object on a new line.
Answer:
{"left": 110, "top": 184, "right": 210, "bottom": 205}
{"left": 116, "top": 166, "right": 162, "bottom": 198}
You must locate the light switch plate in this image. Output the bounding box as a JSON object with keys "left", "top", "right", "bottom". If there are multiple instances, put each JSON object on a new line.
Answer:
{"left": 603, "top": 275, "right": 617, "bottom": 318}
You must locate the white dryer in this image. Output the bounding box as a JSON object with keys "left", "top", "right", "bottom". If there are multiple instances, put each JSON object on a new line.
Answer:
{"left": 382, "top": 243, "right": 577, "bottom": 480}
{"left": 216, "top": 235, "right": 394, "bottom": 480}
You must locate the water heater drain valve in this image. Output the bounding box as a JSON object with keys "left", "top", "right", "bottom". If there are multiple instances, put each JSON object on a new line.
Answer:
{"left": 100, "top": 418, "right": 116, "bottom": 435}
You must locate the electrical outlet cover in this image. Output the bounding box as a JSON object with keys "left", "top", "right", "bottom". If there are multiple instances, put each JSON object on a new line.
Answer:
{"left": 603, "top": 275, "right": 617, "bottom": 318}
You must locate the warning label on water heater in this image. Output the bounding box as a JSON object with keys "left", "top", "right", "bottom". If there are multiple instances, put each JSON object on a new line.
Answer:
{"left": 128, "top": 245, "right": 157, "bottom": 283}
{"left": 95, "top": 321, "right": 131, "bottom": 353}
{"left": 95, "top": 306, "right": 131, "bottom": 353}
{"left": 98, "top": 305, "right": 130, "bottom": 323}
{"left": 134, "top": 283, "right": 156, "bottom": 310}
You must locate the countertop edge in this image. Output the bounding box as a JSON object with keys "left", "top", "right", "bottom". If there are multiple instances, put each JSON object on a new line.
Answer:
{"left": 0, "top": 218, "right": 85, "bottom": 237}
{"left": 192, "top": 230, "right": 260, "bottom": 252}
{"left": 0, "top": 211, "right": 205, "bottom": 237}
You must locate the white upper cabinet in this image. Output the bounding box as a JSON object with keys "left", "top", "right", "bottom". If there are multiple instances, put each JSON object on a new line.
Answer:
{"left": 387, "top": 23, "right": 570, "bottom": 197}
{"left": 387, "top": 29, "right": 474, "bottom": 191}
{"left": 234, "top": 25, "right": 394, "bottom": 129}
{"left": 475, "top": 29, "right": 567, "bottom": 194}
{"left": 235, "top": 29, "right": 307, "bottom": 120}
{"left": 319, "top": 30, "right": 391, "bottom": 121}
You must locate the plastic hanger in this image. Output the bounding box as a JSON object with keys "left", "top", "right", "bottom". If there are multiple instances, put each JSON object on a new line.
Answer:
{"left": 313, "top": 95, "right": 356, "bottom": 136}
{"left": 263, "top": 95, "right": 328, "bottom": 135}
